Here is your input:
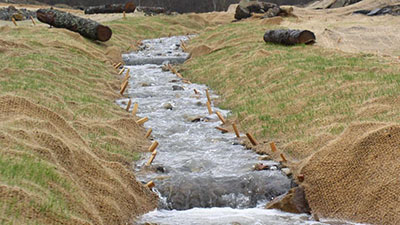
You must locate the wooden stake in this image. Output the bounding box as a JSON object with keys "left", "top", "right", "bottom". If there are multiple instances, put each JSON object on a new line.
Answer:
{"left": 132, "top": 103, "right": 138, "bottom": 116}
{"left": 146, "top": 181, "right": 155, "bottom": 189}
{"left": 168, "top": 64, "right": 177, "bottom": 74}
{"left": 246, "top": 133, "right": 258, "bottom": 146}
{"left": 232, "top": 123, "right": 240, "bottom": 138}
{"left": 146, "top": 150, "right": 157, "bottom": 166}
{"left": 114, "top": 62, "right": 122, "bottom": 69}
{"left": 148, "top": 141, "right": 159, "bottom": 152}
{"left": 145, "top": 128, "right": 152, "bottom": 138}
{"left": 216, "top": 111, "right": 226, "bottom": 124}
{"left": 206, "top": 101, "right": 213, "bottom": 115}
{"left": 30, "top": 16, "right": 36, "bottom": 25}
{"left": 120, "top": 80, "right": 128, "bottom": 95}
{"left": 297, "top": 174, "right": 305, "bottom": 182}
{"left": 176, "top": 72, "right": 183, "bottom": 78}
{"left": 206, "top": 89, "right": 211, "bottom": 103}
{"left": 136, "top": 117, "right": 148, "bottom": 125}
{"left": 121, "top": 76, "right": 130, "bottom": 90}
{"left": 194, "top": 89, "right": 199, "bottom": 95}
{"left": 215, "top": 127, "right": 229, "bottom": 133}
{"left": 270, "top": 142, "right": 277, "bottom": 152}
{"left": 118, "top": 68, "right": 125, "bottom": 75}
{"left": 125, "top": 99, "right": 132, "bottom": 112}
{"left": 180, "top": 40, "right": 187, "bottom": 51}
{"left": 11, "top": 17, "right": 17, "bottom": 26}
{"left": 280, "top": 153, "right": 287, "bottom": 163}
{"left": 122, "top": 68, "right": 130, "bottom": 83}
{"left": 123, "top": 11, "right": 126, "bottom": 19}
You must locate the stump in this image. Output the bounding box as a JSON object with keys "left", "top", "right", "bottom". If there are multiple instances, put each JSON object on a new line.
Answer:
{"left": 36, "top": 8, "right": 112, "bottom": 42}
{"left": 263, "top": 29, "right": 316, "bottom": 45}
{"left": 84, "top": 2, "right": 136, "bottom": 14}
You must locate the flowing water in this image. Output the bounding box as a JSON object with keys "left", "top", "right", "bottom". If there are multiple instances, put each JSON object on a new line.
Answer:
{"left": 117, "top": 36, "right": 363, "bottom": 225}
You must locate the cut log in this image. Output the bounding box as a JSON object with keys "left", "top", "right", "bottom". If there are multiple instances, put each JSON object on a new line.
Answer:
{"left": 36, "top": 8, "right": 112, "bottom": 42}
{"left": 84, "top": 2, "right": 136, "bottom": 14}
{"left": 263, "top": 29, "right": 316, "bottom": 45}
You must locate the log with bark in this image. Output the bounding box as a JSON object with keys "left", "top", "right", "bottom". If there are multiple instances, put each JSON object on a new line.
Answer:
{"left": 263, "top": 29, "right": 316, "bottom": 45}
{"left": 84, "top": 2, "right": 136, "bottom": 14}
{"left": 36, "top": 8, "right": 112, "bottom": 42}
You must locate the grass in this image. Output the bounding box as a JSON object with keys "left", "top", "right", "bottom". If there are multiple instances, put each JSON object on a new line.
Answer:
{"left": 0, "top": 146, "right": 73, "bottom": 224}
{"left": 182, "top": 20, "right": 400, "bottom": 157}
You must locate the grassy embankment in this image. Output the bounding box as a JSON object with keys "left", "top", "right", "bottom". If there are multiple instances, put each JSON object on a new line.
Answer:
{"left": 183, "top": 18, "right": 400, "bottom": 161}
{"left": 0, "top": 14, "right": 213, "bottom": 225}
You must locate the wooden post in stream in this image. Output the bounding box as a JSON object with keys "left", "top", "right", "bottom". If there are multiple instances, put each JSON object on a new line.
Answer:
{"left": 118, "top": 68, "right": 125, "bottom": 75}
{"left": 206, "top": 89, "right": 211, "bottom": 103}
{"left": 146, "top": 150, "right": 157, "bottom": 166}
{"left": 206, "top": 101, "right": 213, "bottom": 115}
{"left": 216, "top": 127, "right": 229, "bottom": 133}
{"left": 148, "top": 141, "right": 159, "bottom": 152}
{"left": 232, "top": 123, "right": 240, "bottom": 138}
{"left": 280, "top": 153, "right": 287, "bottom": 163}
{"left": 132, "top": 103, "right": 138, "bottom": 116}
{"left": 136, "top": 117, "right": 148, "bottom": 125}
{"left": 122, "top": 68, "right": 130, "bottom": 85}
{"left": 216, "top": 111, "right": 226, "bottom": 124}
{"left": 123, "top": 11, "right": 126, "bottom": 19}
{"left": 246, "top": 133, "right": 258, "bottom": 146}
{"left": 114, "top": 62, "right": 122, "bottom": 69}
{"left": 146, "top": 181, "right": 155, "bottom": 189}
{"left": 176, "top": 72, "right": 183, "bottom": 79}
{"left": 120, "top": 80, "right": 128, "bottom": 95}
{"left": 145, "top": 128, "right": 152, "bottom": 138}
{"left": 125, "top": 99, "right": 132, "bottom": 111}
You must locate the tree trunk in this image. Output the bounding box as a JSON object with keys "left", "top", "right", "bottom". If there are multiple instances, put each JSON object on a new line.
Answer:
{"left": 263, "top": 29, "right": 316, "bottom": 45}
{"left": 84, "top": 2, "right": 136, "bottom": 14}
{"left": 36, "top": 8, "right": 112, "bottom": 42}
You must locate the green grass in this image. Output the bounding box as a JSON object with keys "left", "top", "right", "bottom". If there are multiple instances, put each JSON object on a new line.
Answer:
{"left": 0, "top": 149, "right": 73, "bottom": 223}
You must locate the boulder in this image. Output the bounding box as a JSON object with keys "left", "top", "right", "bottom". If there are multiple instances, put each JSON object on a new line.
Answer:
{"left": 234, "top": 0, "right": 281, "bottom": 20}
{"left": 266, "top": 186, "right": 311, "bottom": 214}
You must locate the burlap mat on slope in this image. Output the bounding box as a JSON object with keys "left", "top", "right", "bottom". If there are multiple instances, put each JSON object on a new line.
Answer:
{"left": 300, "top": 122, "right": 400, "bottom": 225}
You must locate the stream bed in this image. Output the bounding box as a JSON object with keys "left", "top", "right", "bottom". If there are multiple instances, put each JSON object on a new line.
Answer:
{"left": 117, "top": 36, "right": 363, "bottom": 225}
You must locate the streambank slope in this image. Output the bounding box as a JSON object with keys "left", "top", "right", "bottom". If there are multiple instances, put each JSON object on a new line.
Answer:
{"left": 0, "top": 7, "right": 222, "bottom": 224}
{"left": 182, "top": 3, "right": 400, "bottom": 224}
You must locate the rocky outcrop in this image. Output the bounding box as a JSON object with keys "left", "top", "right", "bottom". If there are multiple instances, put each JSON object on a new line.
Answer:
{"left": 1, "top": 0, "right": 315, "bottom": 13}
{"left": 235, "top": 0, "right": 281, "bottom": 20}
{"left": 266, "top": 186, "right": 311, "bottom": 214}
{"left": 354, "top": 4, "right": 400, "bottom": 16}
{"left": 0, "top": 6, "right": 36, "bottom": 21}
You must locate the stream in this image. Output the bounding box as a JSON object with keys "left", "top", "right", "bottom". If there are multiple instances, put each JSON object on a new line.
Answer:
{"left": 116, "top": 36, "right": 363, "bottom": 225}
